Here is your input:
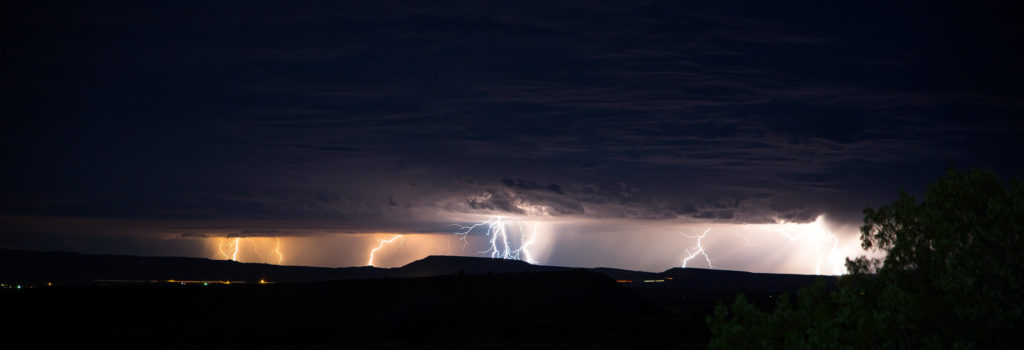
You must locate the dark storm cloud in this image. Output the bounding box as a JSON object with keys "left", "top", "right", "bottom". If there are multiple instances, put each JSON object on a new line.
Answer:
{"left": 500, "top": 178, "right": 563, "bottom": 195}
{"left": 464, "top": 189, "right": 525, "bottom": 214}
{"left": 290, "top": 144, "right": 362, "bottom": 153}
{"left": 2, "top": 0, "right": 1022, "bottom": 247}
{"left": 448, "top": 184, "right": 585, "bottom": 217}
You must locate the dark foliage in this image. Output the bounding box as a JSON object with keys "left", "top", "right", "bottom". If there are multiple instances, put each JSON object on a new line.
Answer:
{"left": 708, "top": 169, "right": 1024, "bottom": 349}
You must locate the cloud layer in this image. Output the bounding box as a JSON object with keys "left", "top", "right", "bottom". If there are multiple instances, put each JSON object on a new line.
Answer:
{"left": 2, "top": 1, "right": 1022, "bottom": 266}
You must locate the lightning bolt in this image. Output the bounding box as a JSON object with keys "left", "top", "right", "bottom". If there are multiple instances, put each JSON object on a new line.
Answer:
{"left": 218, "top": 237, "right": 241, "bottom": 261}
{"left": 681, "top": 228, "right": 713, "bottom": 268}
{"left": 216, "top": 237, "right": 285, "bottom": 265}
{"left": 452, "top": 216, "right": 538, "bottom": 264}
{"left": 519, "top": 221, "right": 539, "bottom": 264}
{"left": 368, "top": 235, "right": 403, "bottom": 267}
{"left": 776, "top": 217, "right": 842, "bottom": 275}
{"left": 272, "top": 237, "right": 284, "bottom": 265}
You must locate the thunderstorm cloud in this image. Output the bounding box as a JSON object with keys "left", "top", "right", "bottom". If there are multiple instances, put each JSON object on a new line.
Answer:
{"left": 1, "top": 1, "right": 1021, "bottom": 270}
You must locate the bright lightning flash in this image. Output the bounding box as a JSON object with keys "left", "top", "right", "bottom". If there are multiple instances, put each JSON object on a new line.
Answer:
{"left": 681, "top": 228, "right": 713, "bottom": 268}
{"left": 218, "top": 237, "right": 241, "bottom": 261}
{"left": 684, "top": 215, "right": 847, "bottom": 275}
{"left": 775, "top": 216, "right": 842, "bottom": 275}
{"left": 368, "top": 235, "right": 403, "bottom": 267}
{"left": 452, "top": 216, "right": 539, "bottom": 264}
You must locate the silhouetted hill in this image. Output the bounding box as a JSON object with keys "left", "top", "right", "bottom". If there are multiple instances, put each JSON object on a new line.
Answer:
{"left": 0, "top": 249, "right": 387, "bottom": 283}
{"left": 590, "top": 266, "right": 837, "bottom": 294}
{"left": 660, "top": 267, "right": 837, "bottom": 293}
{"left": 1, "top": 249, "right": 836, "bottom": 294}
{"left": 394, "top": 255, "right": 568, "bottom": 277}
{"left": 0, "top": 248, "right": 842, "bottom": 348}
{"left": 1, "top": 249, "right": 576, "bottom": 284}
{"left": 3, "top": 269, "right": 687, "bottom": 348}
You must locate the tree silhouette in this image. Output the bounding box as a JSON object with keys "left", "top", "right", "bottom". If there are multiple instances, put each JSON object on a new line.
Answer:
{"left": 708, "top": 169, "right": 1023, "bottom": 349}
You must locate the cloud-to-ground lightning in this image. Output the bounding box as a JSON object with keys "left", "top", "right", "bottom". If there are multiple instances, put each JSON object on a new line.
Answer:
{"left": 452, "top": 216, "right": 539, "bottom": 264}
{"left": 218, "top": 237, "right": 241, "bottom": 261}
{"left": 271, "top": 237, "right": 283, "bottom": 265}
{"left": 681, "top": 228, "right": 713, "bottom": 268}
{"left": 774, "top": 216, "right": 842, "bottom": 275}
{"left": 367, "top": 235, "right": 403, "bottom": 267}
{"left": 678, "top": 216, "right": 847, "bottom": 274}
{"left": 710, "top": 215, "right": 845, "bottom": 275}
{"left": 216, "top": 237, "right": 285, "bottom": 265}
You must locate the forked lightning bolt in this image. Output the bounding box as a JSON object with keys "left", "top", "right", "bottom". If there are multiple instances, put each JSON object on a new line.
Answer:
{"left": 217, "top": 237, "right": 285, "bottom": 265}
{"left": 368, "top": 235, "right": 403, "bottom": 267}
{"left": 452, "top": 216, "right": 538, "bottom": 264}
{"left": 218, "top": 237, "right": 241, "bottom": 261}
{"left": 681, "top": 228, "right": 713, "bottom": 268}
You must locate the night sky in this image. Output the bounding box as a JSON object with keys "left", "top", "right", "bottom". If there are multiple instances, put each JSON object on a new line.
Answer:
{"left": 3, "top": 1, "right": 1022, "bottom": 273}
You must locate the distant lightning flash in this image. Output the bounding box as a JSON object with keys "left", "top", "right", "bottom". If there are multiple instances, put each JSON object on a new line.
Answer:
{"left": 368, "top": 235, "right": 403, "bottom": 267}
{"left": 216, "top": 237, "right": 285, "bottom": 265}
{"left": 271, "top": 237, "right": 283, "bottom": 265}
{"left": 452, "top": 216, "right": 538, "bottom": 264}
{"left": 691, "top": 215, "right": 846, "bottom": 275}
{"left": 218, "top": 237, "right": 241, "bottom": 261}
{"left": 681, "top": 228, "right": 713, "bottom": 268}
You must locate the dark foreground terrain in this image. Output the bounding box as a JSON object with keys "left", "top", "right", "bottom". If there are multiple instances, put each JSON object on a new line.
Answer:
{"left": 1, "top": 249, "right": 834, "bottom": 348}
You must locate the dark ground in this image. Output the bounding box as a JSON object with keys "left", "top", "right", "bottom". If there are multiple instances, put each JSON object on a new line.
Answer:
{"left": 1, "top": 249, "right": 831, "bottom": 348}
